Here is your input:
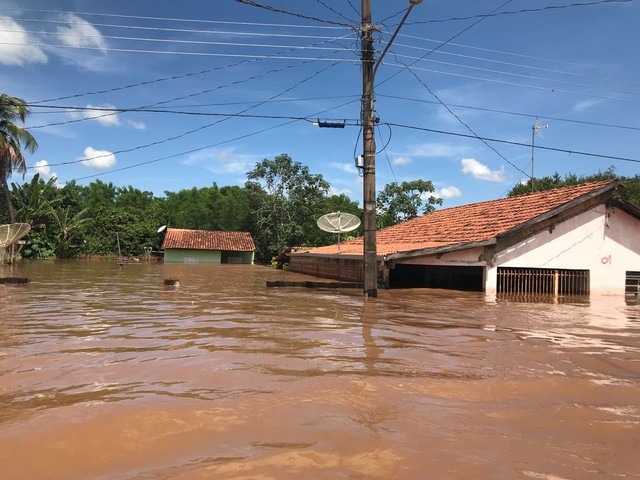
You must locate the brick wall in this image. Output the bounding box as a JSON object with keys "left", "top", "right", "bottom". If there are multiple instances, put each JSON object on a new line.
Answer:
{"left": 289, "top": 255, "right": 363, "bottom": 282}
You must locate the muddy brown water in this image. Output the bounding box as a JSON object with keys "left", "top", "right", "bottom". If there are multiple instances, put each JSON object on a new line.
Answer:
{"left": 1, "top": 260, "right": 639, "bottom": 480}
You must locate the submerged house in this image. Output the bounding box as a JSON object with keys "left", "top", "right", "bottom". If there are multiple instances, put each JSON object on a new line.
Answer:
{"left": 289, "top": 180, "right": 640, "bottom": 297}
{"left": 162, "top": 228, "right": 255, "bottom": 264}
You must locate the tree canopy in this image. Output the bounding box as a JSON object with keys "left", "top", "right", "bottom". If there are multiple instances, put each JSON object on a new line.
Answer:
{"left": 0, "top": 94, "right": 38, "bottom": 224}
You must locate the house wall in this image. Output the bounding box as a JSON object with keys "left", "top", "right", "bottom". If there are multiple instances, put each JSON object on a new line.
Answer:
{"left": 164, "top": 249, "right": 222, "bottom": 264}
{"left": 165, "top": 249, "right": 254, "bottom": 264}
{"left": 289, "top": 255, "right": 363, "bottom": 282}
{"left": 486, "top": 205, "right": 640, "bottom": 295}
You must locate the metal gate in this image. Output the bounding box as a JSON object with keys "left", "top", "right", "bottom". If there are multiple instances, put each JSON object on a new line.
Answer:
{"left": 497, "top": 267, "right": 590, "bottom": 295}
{"left": 626, "top": 271, "right": 640, "bottom": 302}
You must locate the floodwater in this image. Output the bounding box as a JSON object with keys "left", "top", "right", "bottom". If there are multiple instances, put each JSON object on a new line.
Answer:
{"left": 1, "top": 260, "right": 639, "bottom": 480}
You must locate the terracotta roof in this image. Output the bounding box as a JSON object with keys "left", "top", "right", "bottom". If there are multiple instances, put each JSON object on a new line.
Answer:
{"left": 162, "top": 228, "right": 255, "bottom": 251}
{"left": 295, "top": 180, "right": 620, "bottom": 257}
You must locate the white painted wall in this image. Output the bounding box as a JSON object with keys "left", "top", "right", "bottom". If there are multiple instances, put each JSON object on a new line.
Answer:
{"left": 486, "top": 204, "right": 640, "bottom": 294}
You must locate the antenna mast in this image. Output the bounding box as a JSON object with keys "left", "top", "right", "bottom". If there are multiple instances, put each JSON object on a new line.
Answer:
{"left": 531, "top": 118, "right": 548, "bottom": 192}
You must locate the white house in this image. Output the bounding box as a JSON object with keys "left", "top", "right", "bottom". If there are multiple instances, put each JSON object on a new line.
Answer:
{"left": 289, "top": 179, "right": 640, "bottom": 299}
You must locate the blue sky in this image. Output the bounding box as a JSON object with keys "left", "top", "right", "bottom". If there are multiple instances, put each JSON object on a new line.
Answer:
{"left": 1, "top": 0, "right": 638, "bottom": 208}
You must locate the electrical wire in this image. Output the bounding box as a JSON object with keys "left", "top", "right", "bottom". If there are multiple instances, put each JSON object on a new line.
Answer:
{"left": 394, "top": 54, "right": 530, "bottom": 179}
{"left": 0, "top": 7, "right": 347, "bottom": 30}
{"left": 314, "top": 0, "right": 358, "bottom": 26}
{"left": 382, "top": 61, "right": 640, "bottom": 106}
{"left": 391, "top": 40, "right": 640, "bottom": 91}
{"left": 376, "top": 124, "right": 397, "bottom": 183}
{"left": 28, "top": 59, "right": 346, "bottom": 169}
{"left": 384, "top": 121, "right": 640, "bottom": 165}
{"left": 377, "top": 94, "right": 640, "bottom": 132}
{"left": 407, "top": 0, "right": 631, "bottom": 25}
{"left": 66, "top": 97, "right": 362, "bottom": 182}
{"left": 29, "top": 47, "right": 351, "bottom": 129}
{"left": 233, "top": 0, "right": 354, "bottom": 28}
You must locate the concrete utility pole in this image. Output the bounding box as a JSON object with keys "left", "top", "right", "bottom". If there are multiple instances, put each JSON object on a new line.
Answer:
{"left": 361, "top": 0, "right": 377, "bottom": 298}
{"left": 360, "top": 0, "right": 423, "bottom": 298}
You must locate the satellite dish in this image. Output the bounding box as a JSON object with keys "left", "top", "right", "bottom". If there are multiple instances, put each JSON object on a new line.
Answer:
{"left": 0, "top": 223, "right": 31, "bottom": 249}
{"left": 317, "top": 212, "right": 360, "bottom": 253}
{"left": 157, "top": 225, "right": 167, "bottom": 233}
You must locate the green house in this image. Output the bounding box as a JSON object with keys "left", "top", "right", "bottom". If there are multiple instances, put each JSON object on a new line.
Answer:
{"left": 162, "top": 228, "right": 255, "bottom": 264}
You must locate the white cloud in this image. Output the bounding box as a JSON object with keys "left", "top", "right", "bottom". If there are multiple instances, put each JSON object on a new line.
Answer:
{"left": 392, "top": 156, "right": 412, "bottom": 166}
{"left": 409, "top": 142, "right": 467, "bottom": 158}
{"left": 437, "top": 186, "right": 462, "bottom": 199}
{"left": 461, "top": 158, "right": 506, "bottom": 182}
{"left": 79, "top": 147, "right": 116, "bottom": 169}
{"left": 184, "top": 148, "right": 253, "bottom": 174}
{"left": 56, "top": 14, "right": 107, "bottom": 51}
{"left": 68, "top": 104, "right": 121, "bottom": 126}
{"left": 127, "top": 120, "right": 146, "bottom": 130}
{"left": 329, "top": 186, "right": 354, "bottom": 197}
{"left": 30, "top": 160, "right": 62, "bottom": 187}
{"left": 573, "top": 99, "right": 602, "bottom": 113}
{"left": 34, "top": 160, "right": 51, "bottom": 177}
{"left": 331, "top": 161, "right": 357, "bottom": 173}
{"left": 0, "top": 16, "right": 48, "bottom": 66}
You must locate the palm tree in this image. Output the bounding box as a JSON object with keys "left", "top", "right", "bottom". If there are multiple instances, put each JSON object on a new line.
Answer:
{"left": 1, "top": 94, "right": 38, "bottom": 223}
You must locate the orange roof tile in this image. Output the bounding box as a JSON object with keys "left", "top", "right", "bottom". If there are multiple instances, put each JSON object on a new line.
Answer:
{"left": 162, "top": 228, "right": 255, "bottom": 251}
{"left": 296, "top": 180, "right": 619, "bottom": 257}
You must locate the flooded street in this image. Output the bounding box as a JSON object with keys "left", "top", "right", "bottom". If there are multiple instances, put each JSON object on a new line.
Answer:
{"left": 1, "top": 260, "right": 639, "bottom": 480}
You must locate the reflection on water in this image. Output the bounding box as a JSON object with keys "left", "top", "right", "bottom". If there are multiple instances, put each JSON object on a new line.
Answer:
{"left": 1, "top": 260, "right": 639, "bottom": 479}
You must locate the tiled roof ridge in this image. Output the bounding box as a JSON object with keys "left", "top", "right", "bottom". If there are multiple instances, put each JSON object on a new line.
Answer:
{"left": 405, "top": 178, "right": 617, "bottom": 219}
{"left": 295, "top": 178, "right": 620, "bottom": 257}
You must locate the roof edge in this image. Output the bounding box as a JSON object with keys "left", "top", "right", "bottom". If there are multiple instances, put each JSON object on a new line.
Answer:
{"left": 385, "top": 239, "right": 496, "bottom": 261}
{"left": 497, "top": 179, "right": 621, "bottom": 241}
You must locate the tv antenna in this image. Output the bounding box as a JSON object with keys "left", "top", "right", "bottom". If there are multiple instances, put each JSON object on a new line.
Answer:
{"left": 316, "top": 212, "right": 361, "bottom": 253}
{"left": 531, "top": 118, "right": 548, "bottom": 192}
{"left": 0, "top": 223, "right": 31, "bottom": 249}
{"left": 0, "top": 223, "right": 31, "bottom": 263}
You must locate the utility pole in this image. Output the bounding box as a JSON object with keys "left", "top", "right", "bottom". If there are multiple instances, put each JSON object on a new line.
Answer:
{"left": 360, "top": 0, "right": 422, "bottom": 298}
{"left": 361, "top": 0, "right": 377, "bottom": 298}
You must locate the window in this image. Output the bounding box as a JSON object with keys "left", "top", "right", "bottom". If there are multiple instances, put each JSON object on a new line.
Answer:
{"left": 497, "top": 267, "right": 589, "bottom": 296}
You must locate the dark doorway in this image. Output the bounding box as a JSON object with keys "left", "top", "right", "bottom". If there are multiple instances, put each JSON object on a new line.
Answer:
{"left": 389, "top": 264, "right": 484, "bottom": 291}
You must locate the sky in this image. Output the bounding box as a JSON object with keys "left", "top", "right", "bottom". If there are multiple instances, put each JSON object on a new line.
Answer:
{"left": 1, "top": 0, "right": 639, "bottom": 209}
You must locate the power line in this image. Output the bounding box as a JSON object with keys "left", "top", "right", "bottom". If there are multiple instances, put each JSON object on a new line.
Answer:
{"left": 406, "top": 0, "right": 631, "bottom": 25}
{"left": 233, "top": 0, "right": 353, "bottom": 27}
{"left": 28, "top": 46, "right": 351, "bottom": 129}
{"left": 387, "top": 51, "right": 640, "bottom": 102}
{"left": 7, "top": 28, "right": 355, "bottom": 52}
{"left": 391, "top": 41, "right": 640, "bottom": 92}
{"left": 378, "top": 94, "right": 640, "bottom": 132}
{"left": 384, "top": 61, "right": 640, "bottom": 106}
{"left": 67, "top": 97, "right": 362, "bottom": 182}
{"left": 394, "top": 55, "right": 530, "bottom": 178}
{"left": 29, "top": 59, "right": 345, "bottom": 169}
{"left": 28, "top": 30, "right": 354, "bottom": 106}
{"left": 0, "top": 7, "right": 347, "bottom": 30}
{"left": 314, "top": 0, "right": 358, "bottom": 25}
{"left": 11, "top": 18, "right": 344, "bottom": 40}
{"left": 1, "top": 41, "right": 358, "bottom": 61}
{"left": 385, "top": 121, "right": 640, "bottom": 165}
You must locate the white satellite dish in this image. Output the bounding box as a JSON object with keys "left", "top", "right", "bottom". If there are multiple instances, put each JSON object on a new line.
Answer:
{"left": 317, "top": 212, "right": 360, "bottom": 253}
{"left": 0, "top": 223, "right": 31, "bottom": 249}
{"left": 157, "top": 225, "right": 167, "bottom": 233}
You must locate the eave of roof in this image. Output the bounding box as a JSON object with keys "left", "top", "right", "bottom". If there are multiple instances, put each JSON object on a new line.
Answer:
{"left": 293, "top": 179, "right": 621, "bottom": 259}
{"left": 162, "top": 228, "right": 256, "bottom": 251}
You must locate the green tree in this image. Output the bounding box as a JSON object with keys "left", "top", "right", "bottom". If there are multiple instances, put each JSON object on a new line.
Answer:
{"left": 11, "top": 173, "right": 58, "bottom": 258}
{"left": 245, "top": 154, "right": 330, "bottom": 261}
{"left": 52, "top": 206, "right": 91, "bottom": 258}
{"left": 376, "top": 179, "right": 442, "bottom": 228}
{"left": 0, "top": 94, "right": 38, "bottom": 223}
{"left": 506, "top": 167, "right": 640, "bottom": 208}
